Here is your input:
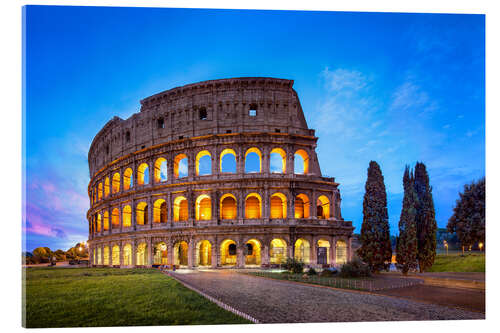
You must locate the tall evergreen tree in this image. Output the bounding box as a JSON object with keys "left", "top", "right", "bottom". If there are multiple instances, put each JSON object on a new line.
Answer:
{"left": 358, "top": 161, "right": 392, "bottom": 272}
{"left": 414, "top": 162, "right": 437, "bottom": 273}
{"left": 396, "top": 166, "right": 418, "bottom": 275}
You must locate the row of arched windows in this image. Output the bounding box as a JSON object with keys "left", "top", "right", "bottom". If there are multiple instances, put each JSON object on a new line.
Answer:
{"left": 90, "top": 192, "right": 332, "bottom": 233}
{"left": 90, "top": 147, "right": 311, "bottom": 205}
{"left": 92, "top": 237, "right": 348, "bottom": 267}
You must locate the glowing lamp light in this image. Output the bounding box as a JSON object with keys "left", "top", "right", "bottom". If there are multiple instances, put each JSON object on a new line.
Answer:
{"left": 479, "top": 242, "right": 484, "bottom": 251}
{"left": 160, "top": 244, "right": 167, "bottom": 251}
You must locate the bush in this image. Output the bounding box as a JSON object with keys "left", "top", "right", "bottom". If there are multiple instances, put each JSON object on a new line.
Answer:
{"left": 307, "top": 267, "right": 317, "bottom": 275}
{"left": 319, "top": 269, "right": 337, "bottom": 277}
{"left": 283, "top": 258, "right": 304, "bottom": 274}
{"left": 339, "top": 259, "right": 371, "bottom": 278}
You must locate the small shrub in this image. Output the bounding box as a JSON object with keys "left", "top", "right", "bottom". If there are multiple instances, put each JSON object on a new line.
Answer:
{"left": 339, "top": 259, "right": 371, "bottom": 278}
{"left": 307, "top": 267, "right": 317, "bottom": 275}
{"left": 319, "top": 269, "right": 335, "bottom": 277}
{"left": 283, "top": 258, "right": 304, "bottom": 274}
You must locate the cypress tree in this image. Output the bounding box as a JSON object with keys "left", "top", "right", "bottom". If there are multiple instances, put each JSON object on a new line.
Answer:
{"left": 358, "top": 161, "right": 392, "bottom": 272}
{"left": 396, "top": 166, "right": 418, "bottom": 275}
{"left": 414, "top": 162, "right": 437, "bottom": 272}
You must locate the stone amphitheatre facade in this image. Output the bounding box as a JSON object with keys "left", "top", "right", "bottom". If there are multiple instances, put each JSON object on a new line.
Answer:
{"left": 87, "top": 77, "right": 354, "bottom": 269}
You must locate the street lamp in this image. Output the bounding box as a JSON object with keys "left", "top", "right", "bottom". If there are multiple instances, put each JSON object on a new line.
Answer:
{"left": 479, "top": 242, "right": 484, "bottom": 252}
{"left": 443, "top": 240, "right": 448, "bottom": 256}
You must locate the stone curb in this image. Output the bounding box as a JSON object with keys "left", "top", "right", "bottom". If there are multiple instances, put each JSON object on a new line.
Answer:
{"left": 163, "top": 271, "right": 260, "bottom": 324}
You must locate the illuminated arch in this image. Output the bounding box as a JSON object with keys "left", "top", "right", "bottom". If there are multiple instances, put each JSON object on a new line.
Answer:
{"left": 97, "top": 247, "right": 102, "bottom": 265}
{"left": 153, "top": 199, "right": 167, "bottom": 223}
{"left": 245, "top": 239, "right": 261, "bottom": 266}
{"left": 294, "top": 149, "right": 309, "bottom": 174}
{"left": 122, "top": 205, "right": 132, "bottom": 227}
{"left": 270, "top": 238, "right": 287, "bottom": 264}
{"left": 111, "top": 208, "right": 120, "bottom": 229}
{"left": 98, "top": 182, "right": 103, "bottom": 201}
{"left": 154, "top": 158, "right": 168, "bottom": 183}
{"left": 270, "top": 148, "right": 286, "bottom": 173}
{"left": 294, "top": 238, "right": 310, "bottom": 264}
{"left": 173, "top": 196, "right": 188, "bottom": 222}
{"left": 173, "top": 241, "right": 188, "bottom": 266}
{"left": 317, "top": 239, "right": 331, "bottom": 264}
{"left": 220, "top": 194, "right": 237, "bottom": 220}
{"left": 244, "top": 147, "right": 262, "bottom": 173}
{"left": 123, "top": 168, "right": 133, "bottom": 190}
{"left": 103, "top": 246, "right": 110, "bottom": 266}
{"left": 136, "top": 243, "right": 148, "bottom": 266}
{"left": 96, "top": 213, "right": 102, "bottom": 232}
{"left": 220, "top": 239, "right": 237, "bottom": 266}
{"left": 137, "top": 163, "right": 149, "bottom": 185}
{"left": 153, "top": 242, "right": 168, "bottom": 265}
{"left": 220, "top": 148, "right": 237, "bottom": 173}
{"left": 270, "top": 192, "right": 287, "bottom": 219}
{"left": 123, "top": 244, "right": 132, "bottom": 266}
{"left": 104, "top": 177, "right": 110, "bottom": 197}
{"left": 295, "top": 194, "right": 310, "bottom": 218}
{"left": 336, "top": 240, "right": 347, "bottom": 264}
{"left": 245, "top": 193, "right": 262, "bottom": 219}
{"left": 196, "top": 150, "right": 212, "bottom": 176}
{"left": 103, "top": 211, "right": 109, "bottom": 231}
{"left": 317, "top": 195, "right": 330, "bottom": 219}
{"left": 112, "top": 172, "right": 120, "bottom": 193}
{"left": 174, "top": 154, "right": 188, "bottom": 179}
{"left": 195, "top": 194, "right": 212, "bottom": 221}
{"left": 112, "top": 245, "right": 120, "bottom": 266}
{"left": 196, "top": 240, "right": 212, "bottom": 266}
{"left": 136, "top": 202, "right": 148, "bottom": 225}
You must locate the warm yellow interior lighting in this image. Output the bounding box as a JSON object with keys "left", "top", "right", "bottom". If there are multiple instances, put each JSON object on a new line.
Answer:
{"left": 112, "top": 172, "right": 120, "bottom": 193}
{"left": 103, "top": 246, "right": 109, "bottom": 265}
{"left": 97, "top": 247, "right": 102, "bottom": 265}
{"left": 318, "top": 239, "right": 331, "bottom": 264}
{"left": 270, "top": 192, "right": 287, "bottom": 219}
{"left": 295, "top": 194, "right": 310, "bottom": 218}
{"left": 104, "top": 177, "right": 110, "bottom": 197}
{"left": 112, "top": 245, "right": 120, "bottom": 265}
{"left": 317, "top": 195, "right": 330, "bottom": 219}
{"left": 136, "top": 202, "right": 148, "bottom": 225}
{"left": 294, "top": 238, "right": 310, "bottom": 264}
{"left": 154, "top": 242, "right": 168, "bottom": 265}
{"left": 96, "top": 213, "right": 102, "bottom": 232}
{"left": 270, "top": 147, "right": 286, "bottom": 173}
{"left": 195, "top": 194, "right": 212, "bottom": 220}
{"left": 123, "top": 244, "right": 132, "bottom": 266}
{"left": 153, "top": 199, "right": 167, "bottom": 223}
{"left": 103, "top": 211, "right": 109, "bottom": 231}
{"left": 174, "top": 241, "right": 188, "bottom": 266}
{"left": 245, "top": 239, "right": 261, "bottom": 265}
{"left": 196, "top": 240, "right": 212, "bottom": 266}
{"left": 336, "top": 240, "right": 347, "bottom": 264}
{"left": 137, "top": 163, "right": 149, "bottom": 185}
{"left": 154, "top": 158, "right": 167, "bottom": 183}
{"left": 173, "top": 196, "right": 188, "bottom": 221}
{"left": 98, "top": 182, "right": 103, "bottom": 201}
{"left": 220, "top": 194, "right": 237, "bottom": 220}
{"left": 174, "top": 154, "right": 188, "bottom": 179}
{"left": 245, "top": 193, "right": 261, "bottom": 219}
{"left": 122, "top": 205, "right": 132, "bottom": 227}
{"left": 111, "top": 208, "right": 120, "bottom": 229}
{"left": 136, "top": 243, "right": 147, "bottom": 266}
{"left": 294, "top": 149, "right": 309, "bottom": 174}
{"left": 220, "top": 239, "right": 237, "bottom": 266}
{"left": 123, "top": 168, "right": 133, "bottom": 190}
{"left": 270, "top": 238, "right": 287, "bottom": 264}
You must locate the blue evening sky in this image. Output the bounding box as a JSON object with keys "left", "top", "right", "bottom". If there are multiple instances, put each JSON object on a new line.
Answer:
{"left": 23, "top": 5, "right": 484, "bottom": 252}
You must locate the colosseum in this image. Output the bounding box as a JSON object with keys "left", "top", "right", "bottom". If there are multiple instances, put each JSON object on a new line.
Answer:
{"left": 87, "top": 77, "right": 354, "bottom": 269}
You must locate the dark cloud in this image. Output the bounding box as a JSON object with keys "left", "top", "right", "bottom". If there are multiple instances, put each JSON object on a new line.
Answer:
{"left": 51, "top": 227, "right": 67, "bottom": 239}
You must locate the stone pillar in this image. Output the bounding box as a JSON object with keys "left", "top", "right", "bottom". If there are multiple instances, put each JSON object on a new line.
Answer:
{"left": 261, "top": 244, "right": 270, "bottom": 266}
{"left": 187, "top": 239, "right": 194, "bottom": 268}
{"left": 148, "top": 237, "right": 153, "bottom": 266}
{"left": 348, "top": 237, "right": 352, "bottom": 262}
{"left": 237, "top": 146, "right": 244, "bottom": 174}
{"left": 287, "top": 191, "right": 294, "bottom": 220}
{"left": 331, "top": 236, "right": 337, "bottom": 266}
{"left": 167, "top": 241, "right": 174, "bottom": 266}
{"left": 311, "top": 189, "right": 317, "bottom": 219}
{"left": 238, "top": 189, "right": 244, "bottom": 222}
{"left": 211, "top": 148, "right": 218, "bottom": 176}
{"left": 148, "top": 158, "right": 154, "bottom": 185}
{"left": 212, "top": 190, "right": 219, "bottom": 222}
{"left": 131, "top": 241, "right": 136, "bottom": 267}
{"left": 131, "top": 199, "right": 136, "bottom": 230}
{"left": 237, "top": 243, "right": 245, "bottom": 268}
{"left": 263, "top": 186, "right": 269, "bottom": 221}
{"left": 148, "top": 196, "right": 153, "bottom": 228}
{"left": 167, "top": 152, "right": 174, "bottom": 184}
{"left": 100, "top": 244, "right": 104, "bottom": 266}
{"left": 311, "top": 238, "right": 318, "bottom": 265}
{"left": 286, "top": 149, "right": 294, "bottom": 175}
{"left": 211, "top": 240, "right": 218, "bottom": 268}
{"left": 167, "top": 192, "right": 173, "bottom": 227}
{"left": 262, "top": 147, "right": 270, "bottom": 176}
{"left": 188, "top": 151, "right": 195, "bottom": 181}
{"left": 119, "top": 241, "right": 124, "bottom": 267}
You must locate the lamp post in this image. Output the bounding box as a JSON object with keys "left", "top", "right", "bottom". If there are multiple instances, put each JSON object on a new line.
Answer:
{"left": 479, "top": 242, "right": 483, "bottom": 252}
{"left": 443, "top": 240, "right": 448, "bottom": 256}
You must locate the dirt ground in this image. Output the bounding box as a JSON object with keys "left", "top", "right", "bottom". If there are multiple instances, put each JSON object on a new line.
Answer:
{"left": 373, "top": 284, "right": 485, "bottom": 313}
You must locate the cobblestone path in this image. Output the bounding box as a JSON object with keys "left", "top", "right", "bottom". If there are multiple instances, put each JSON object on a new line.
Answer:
{"left": 170, "top": 270, "right": 484, "bottom": 323}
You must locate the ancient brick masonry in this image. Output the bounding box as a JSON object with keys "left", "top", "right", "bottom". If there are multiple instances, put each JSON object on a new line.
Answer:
{"left": 87, "top": 77, "right": 354, "bottom": 268}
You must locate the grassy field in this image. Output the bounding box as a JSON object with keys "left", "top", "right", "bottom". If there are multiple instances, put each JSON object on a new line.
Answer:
{"left": 23, "top": 267, "right": 251, "bottom": 328}
{"left": 428, "top": 252, "right": 485, "bottom": 272}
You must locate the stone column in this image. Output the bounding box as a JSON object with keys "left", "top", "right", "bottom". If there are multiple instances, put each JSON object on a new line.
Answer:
{"left": 167, "top": 192, "right": 173, "bottom": 227}
{"left": 238, "top": 189, "right": 244, "bottom": 223}
{"left": 148, "top": 237, "right": 153, "bottom": 266}
{"left": 237, "top": 146, "right": 244, "bottom": 174}
{"left": 119, "top": 241, "right": 124, "bottom": 267}
{"left": 262, "top": 147, "right": 270, "bottom": 176}
{"left": 261, "top": 244, "right": 270, "bottom": 266}
{"left": 237, "top": 243, "right": 245, "bottom": 268}
{"left": 187, "top": 239, "right": 194, "bottom": 268}
{"left": 211, "top": 148, "right": 218, "bottom": 176}
{"left": 167, "top": 152, "right": 174, "bottom": 184}
{"left": 348, "top": 237, "right": 352, "bottom": 262}
{"left": 188, "top": 151, "right": 195, "bottom": 181}
{"left": 212, "top": 190, "right": 218, "bottom": 222}
{"left": 287, "top": 191, "right": 294, "bottom": 220}
{"left": 331, "top": 236, "right": 337, "bottom": 266}
{"left": 131, "top": 199, "right": 136, "bottom": 230}
{"left": 286, "top": 149, "right": 294, "bottom": 175}
{"left": 100, "top": 244, "right": 104, "bottom": 266}
{"left": 148, "top": 196, "right": 153, "bottom": 228}
{"left": 311, "top": 189, "right": 317, "bottom": 219}
{"left": 131, "top": 241, "right": 136, "bottom": 267}
{"left": 148, "top": 158, "right": 154, "bottom": 185}
{"left": 167, "top": 241, "right": 174, "bottom": 266}
{"left": 263, "top": 186, "right": 269, "bottom": 221}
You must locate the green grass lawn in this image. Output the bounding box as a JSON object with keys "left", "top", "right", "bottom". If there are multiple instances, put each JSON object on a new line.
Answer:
{"left": 428, "top": 252, "right": 485, "bottom": 272}
{"left": 23, "top": 267, "right": 251, "bottom": 328}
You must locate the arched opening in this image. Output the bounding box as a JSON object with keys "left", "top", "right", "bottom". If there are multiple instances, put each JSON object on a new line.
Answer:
{"left": 295, "top": 194, "right": 310, "bottom": 218}
{"left": 104, "top": 177, "right": 110, "bottom": 197}
{"left": 220, "top": 194, "right": 237, "bottom": 220}
{"left": 245, "top": 147, "right": 262, "bottom": 173}
{"left": 98, "top": 182, "right": 103, "bottom": 201}
{"left": 136, "top": 243, "right": 148, "bottom": 266}
{"left": 122, "top": 244, "right": 132, "bottom": 266}
{"left": 294, "top": 238, "right": 310, "bottom": 264}
{"left": 317, "top": 239, "right": 331, "bottom": 265}
{"left": 174, "top": 154, "right": 188, "bottom": 179}
{"left": 196, "top": 150, "right": 212, "bottom": 176}
{"left": 103, "top": 211, "right": 109, "bottom": 231}
{"left": 96, "top": 213, "right": 102, "bottom": 232}
{"left": 137, "top": 163, "right": 149, "bottom": 185}
{"left": 154, "top": 158, "right": 168, "bottom": 183}
{"left": 174, "top": 241, "right": 188, "bottom": 266}
{"left": 153, "top": 242, "right": 168, "bottom": 265}
{"left": 153, "top": 199, "right": 167, "bottom": 223}
{"left": 245, "top": 239, "right": 261, "bottom": 266}
{"left": 294, "top": 149, "right": 309, "bottom": 174}
{"left": 112, "top": 245, "right": 120, "bottom": 266}
{"left": 317, "top": 195, "right": 330, "bottom": 219}
{"left": 195, "top": 194, "right": 211, "bottom": 220}
{"left": 103, "top": 246, "right": 110, "bottom": 266}
{"left": 245, "top": 193, "right": 262, "bottom": 219}
{"left": 196, "top": 240, "right": 212, "bottom": 266}
{"left": 220, "top": 239, "right": 237, "bottom": 266}
{"left": 136, "top": 202, "right": 148, "bottom": 225}
{"left": 220, "top": 148, "right": 236, "bottom": 173}
{"left": 173, "top": 196, "right": 188, "bottom": 222}
{"left": 336, "top": 240, "right": 347, "bottom": 264}
{"left": 270, "top": 148, "right": 286, "bottom": 173}
{"left": 97, "top": 247, "right": 102, "bottom": 265}
{"left": 123, "top": 168, "right": 133, "bottom": 190}
{"left": 122, "top": 205, "right": 132, "bottom": 227}
{"left": 111, "top": 208, "right": 120, "bottom": 229}
{"left": 270, "top": 238, "right": 287, "bottom": 265}
{"left": 112, "top": 172, "right": 120, "bottom": 194}
{"left": 270, "top": 192, "right": 287, "bottom": 219}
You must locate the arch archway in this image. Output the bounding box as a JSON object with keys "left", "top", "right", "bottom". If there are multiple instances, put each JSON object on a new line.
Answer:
{"left": 153, "top": 242, "right": 168, "bottom": 265}
{"left": 122, "top": 205, "right": 132, "bottom": 227}
{"left": 245, "top": 147, "right": 262, "bottom": 173}
{"left": 123, "top": 244, "right": 132, "bottom": 266}
{"left": 270, "top": 238, "right": 287, "bottom": 265}
{"left": 153, "top": 199, "right": 167, "bottom": 223}
{"left": 220, "top": 194, "right": 237, "bottom": 220}
{"left": 103, "top": 246, "right": 110, "bottom": 266}
{"left": 112, "top": 245, "right": 120, "bottom": 266}
{"left": 137, "top": 163, "right": 149, "bottom": 185}
{"left": 294, "top": 238, "right": 310, "bottom": 264}
{"left": 270, "top": 192, "right": 287, "bottom": 219}
{"left": 173, "top": 196, "right": 188, "bottom": 221}
{"left": 294, "top": 149, "right": 309, "bottom": 174}
{"left": 123, "top": 168, "right": 133, "bottom": 190}
{"left": 103, "top": 211, "right": 109, "bottom": 231}
{"left": 220, "top": 239, "right": 237, "bottom": 266}
{"left": 196, "top": 240, "right": 212, "bottom": 266}
{"left": 196, "top": 150, "right": 212, "bottom": 176}
{"left": 336, "top": 240, "right": 347, "bottom": 264}
{"left": 270, "top": 148, "right": 286, "bottom": 173}
{"left": 317, "top": 239, "right": 331, "bottom": 265}
{"left": 136, "top": 202, "right": 148, "bottom": 225}
{"left": 96, "top": 213, "right": 102, "bottom": 232}
{"left": 104, "top": 177, "right": 110, "bottom": 197}
{"left": 111, "top": 208, "right": 120, "bottom": 229}
{"left": 135, "top": 243, "right": 148, "bottom": 266}
{"left": 97, "top": 247, "right": 102, "bottom": 265}
{"left": 174, "top": 154, "right": 188, "bottom": 178}
{"left": 173, "top": 241, "right": 188, "bottom": 266}
{"left": 195, "top": 194, "right": 211, "bottom": 220}
{"left": 317, "top": 195, "right": 330, "bottom": 219}
{"left": 220, "top": 148, "right": 237, "bottom": 173}
{"left": 245, "top": 239, "right": 261, "bottom": 266}
{"left": 98, "top": 182, "right": 103, "bottom": 200}
{"left": 245, "top": 193, "right": 261, "bottom": 219}
{"left": 112, "top": 172, "right": 120, "bottom": 193}
{"left": 295, "top": 194, "right": 310, "bottom": 218}
{"left": 154, "top": 158, "right": 168, "bottom": 183}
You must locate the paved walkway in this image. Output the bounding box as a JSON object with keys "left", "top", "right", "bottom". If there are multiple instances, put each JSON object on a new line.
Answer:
{"left": 169, "top": 270, "right": 484, "bottom": 323}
